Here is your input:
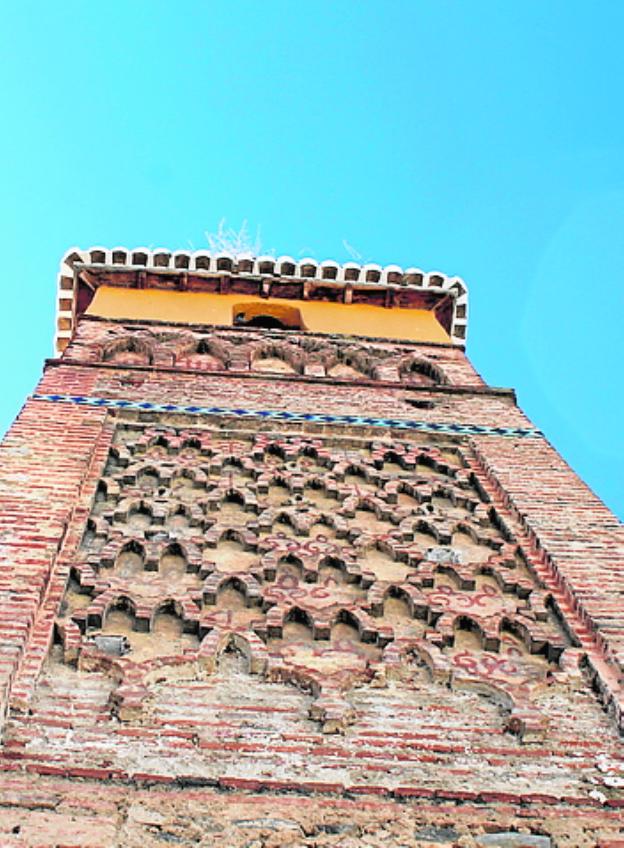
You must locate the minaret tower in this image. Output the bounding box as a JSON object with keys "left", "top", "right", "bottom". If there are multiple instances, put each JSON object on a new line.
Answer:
{"left": 0, "top": 247, "right": 622, "bottom": 846}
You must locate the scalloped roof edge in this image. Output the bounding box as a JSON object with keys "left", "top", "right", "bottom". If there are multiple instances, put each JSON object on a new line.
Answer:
{"left": 55, "top": 246, "right": 469, "bottom": 353}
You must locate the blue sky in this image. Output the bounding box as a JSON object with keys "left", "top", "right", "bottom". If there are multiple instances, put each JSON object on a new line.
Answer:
{"left": 0, "top": 1, "right": 622, "bottom": 518}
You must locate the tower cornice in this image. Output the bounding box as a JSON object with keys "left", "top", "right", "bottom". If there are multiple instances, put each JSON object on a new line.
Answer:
{"left": 55, "top": 246, "right": 469, "bottom": 354}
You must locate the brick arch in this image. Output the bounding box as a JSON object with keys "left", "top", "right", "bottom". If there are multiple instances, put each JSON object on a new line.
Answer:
{"left": 450, "top": 521, "right": 501, "bottom": 552}
{"left": 126, "top": 498, "right": 154, "bottom": 521}
{"left": 249, "top": 341, "right": 304, "bottom": 375}
{"left": 284, "top": 606, "right": 314, "bottom": 629}
{"left": 430, "top": 561, "right": 475, "bottom": 590}
{"left": 301, "top": 474, "right": 339, "bottom": 497}
{"left": 204, "top": 573, "right": 262, "bottom": 607}
{"left": 498, "top": 616, "right": 565, "bottom": 660}
{"left": 159, "top": 539, "right": 187, "bottom": 562}
{"left": 271, "top": 509, "right": 298, "bottom": 531}
{"left": 174, "top": 336, "right": 229, "bottom": 371}
{"left": 179, "top": 434, "right": 204, "bottom": 453}
{"left": 166, "top": 501, "right": 192, "bottom": 522}
{"left": 331, "top": 607, "right": 365, "bottom": 634}
{"left": 102, "top": 594, "right": 139, "bottom": 627}
{"left": 373, "top": 447, "right": 412, "bottom": 470}
{"left": 145, "top": 596, "right": 200, "bottom": 634}
{"left": 210, "top": 452, "right": 255, "bottom": 477}
{"left": 474, "top": 562, "right": 530, "bottom": 598}
{"left": 102, "top": 335, "right": 154, "bottom": 365}
{"left": 398, "top": 354, "right": 448, "bottom": 385}
{"left": 170, "top": 465, "right": 208, "bottom": 488}
{"left": 341, "top": 492, "right": 388, "bottom": 519}
{"left": 276, "top": 552, "right": 304, "bottom": 576}
{"left": 451, "top": 614, "right": 500, "bottom": 651}
{"left": 151, "top": 597, "right": 186, "bottom": 626}
{"left": 333, "top": 459, "right": 379, "bottom": 485}
{"left": 323, "top": 346, "right": 376, "bottom": 380}
{"left": 210, "top": 483, "right": 258, "bottom": 510}
{"left": 412, "top": 450, "right": 456, "bottom": 477}
{"left": 317, "top": 554, "right": 362, "bottom": 584}
{"left": 262, "top": 603, "right": 321, "bottom": 641}
{"left": 198, "top": 629, "right": 268, "bottom": 675}
{"left": 306, "top": 509, "right": 346, "bottom": 536}
{"left": 400, "top": 516, "right": 445, "bottom": 544}
{"left": 263, "top": 441, "right": 289, "bottom": 460}
{"left": 205, "top": 525, "right": 258, "bottom": 551}
{"left": 383, "top": 583, "right": 423, "bottom": 614}
{"left": 116, "top": 538, "right": 146, "bottom": 562}
{"left": 133, "top": 463, "right": 163, "bottom": 489}
{"left": 366, "top": 582, "right": 425, "bottom": 618}
{"left": 139, "top": 432, "right": 173, "bottom": 454}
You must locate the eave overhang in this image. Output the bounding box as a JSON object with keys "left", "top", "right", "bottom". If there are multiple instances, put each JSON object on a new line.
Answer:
{"left": 55, "top": 247, "right": 469, "bottom": 354}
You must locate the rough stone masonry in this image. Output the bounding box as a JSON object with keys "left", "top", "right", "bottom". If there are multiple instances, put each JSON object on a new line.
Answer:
{"left": 0, "top": 248, "right": 623, "bottom": 847}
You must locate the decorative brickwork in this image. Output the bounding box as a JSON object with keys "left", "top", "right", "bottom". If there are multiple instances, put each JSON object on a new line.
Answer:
{"left": 63, "top": 317, "right": 482, "bottom": 385}
{"left": 0, "top": 255, "right": 623, "bottom": 846}
{"left": 18, "top": 422, "right": 568, "bottom": 737}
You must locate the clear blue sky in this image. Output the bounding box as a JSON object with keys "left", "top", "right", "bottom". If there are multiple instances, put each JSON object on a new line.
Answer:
{"left": 0, "top": 1, "right": 622, "bottom": 519}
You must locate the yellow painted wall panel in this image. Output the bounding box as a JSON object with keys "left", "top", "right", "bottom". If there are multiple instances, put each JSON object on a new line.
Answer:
{"left": 86, "top": 287, "right": 451, "bottom": 343}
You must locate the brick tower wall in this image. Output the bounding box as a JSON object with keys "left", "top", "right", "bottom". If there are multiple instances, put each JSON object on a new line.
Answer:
{"left": 0, "top": 315, "right": 623, "bottom": 847}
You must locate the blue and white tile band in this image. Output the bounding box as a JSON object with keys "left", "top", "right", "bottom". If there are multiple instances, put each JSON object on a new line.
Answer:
{"left": 31, "top": 393, "right": 543, "bottom": 439}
